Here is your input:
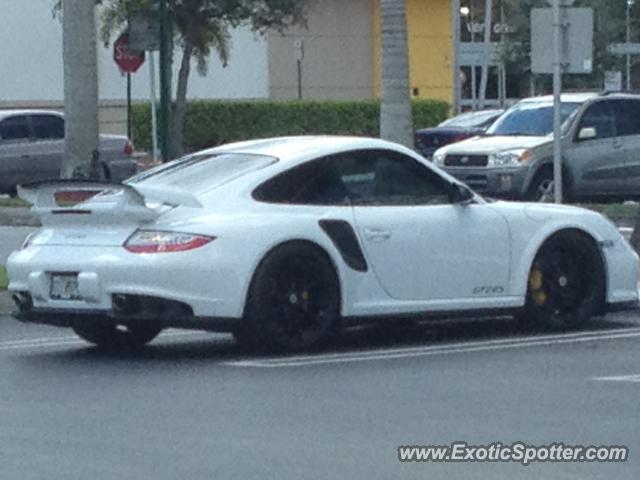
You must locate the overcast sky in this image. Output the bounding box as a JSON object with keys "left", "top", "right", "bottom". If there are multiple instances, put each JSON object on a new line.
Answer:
{"left": 0, "top": 0, "right": 269, "bottom": 102}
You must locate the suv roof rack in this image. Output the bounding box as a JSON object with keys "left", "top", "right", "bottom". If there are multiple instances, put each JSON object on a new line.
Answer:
{"left": 600, "top": 90, "right": 639, "bottom": 96}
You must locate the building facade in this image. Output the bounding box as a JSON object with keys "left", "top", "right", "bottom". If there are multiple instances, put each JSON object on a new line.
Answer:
{"left": 267, "top": 0, "right": 456, "bottom": 105}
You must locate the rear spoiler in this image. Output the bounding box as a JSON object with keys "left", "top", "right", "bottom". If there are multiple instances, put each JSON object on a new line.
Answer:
{"left": 17, "top": 179, "right": 202, "bottom": 226}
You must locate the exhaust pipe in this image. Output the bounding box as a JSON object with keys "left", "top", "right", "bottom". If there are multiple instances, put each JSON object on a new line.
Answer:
{"left": 112, "top": 294, "right": 140, "bottom": 314}
{"left": 12, "top": 293, "right": 33, "bottom": 312}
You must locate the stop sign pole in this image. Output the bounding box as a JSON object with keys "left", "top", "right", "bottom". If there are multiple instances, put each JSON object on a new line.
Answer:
{"left": 114, "top": 33, "right": 145, "bottom": 140}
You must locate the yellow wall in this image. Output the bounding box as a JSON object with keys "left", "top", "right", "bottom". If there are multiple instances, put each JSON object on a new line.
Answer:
{"left": 372, "top": 0, "right": 453, "bottom": 104}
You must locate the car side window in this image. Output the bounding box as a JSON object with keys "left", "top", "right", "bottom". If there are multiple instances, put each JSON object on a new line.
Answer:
{"left": 253, "top": 156, "right": 351, "bottom": 205}
{"left": 253, "top": 149, "right": 451, "bottom": 206}
{"left": 578, "top": 101, "right": 616, "bottom": 139}
{"left": 611, "top": 100, "right": 640, "bottom": 137}
{"left": 0, "top": 116, "right": 30, "bottom": 143}
{"left": 342, "top": 150, "right": 451, "bottom": 206}
{"left": 31, "top": 114, "right": 65, "bottom": 140}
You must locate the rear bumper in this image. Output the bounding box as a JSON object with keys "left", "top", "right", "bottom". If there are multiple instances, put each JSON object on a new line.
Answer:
{"left": 11, "top": 293, "right": 239, "bottom": 333}
{"left": 7, "top": 243, "right": 248, "bottom": 319}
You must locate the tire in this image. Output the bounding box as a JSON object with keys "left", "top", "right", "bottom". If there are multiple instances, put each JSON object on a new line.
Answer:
{"left": 527, "top": 169, "right": 571, "bottom": 203}
{"left": 72, "top": 321, "right": 162, "bottom": 350}
{"left": 522, "top": 231, "right": 605, "bottom": 330}
{"left": 238, "top": 242, "right": 341, "bottom": 352}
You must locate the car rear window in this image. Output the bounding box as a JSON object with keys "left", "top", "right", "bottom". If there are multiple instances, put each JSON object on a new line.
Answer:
{"left": 127, "top": 153, "right": 277, "bottom": 194}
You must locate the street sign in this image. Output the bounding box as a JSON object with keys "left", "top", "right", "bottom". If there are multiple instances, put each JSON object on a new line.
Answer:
{"left": 604, "top": 71, "right": 623, "bottom": 91}
{"left": 293, "top": 39, "right": 304, "bottom": 61}
{"left": 531, "top": 8, "right": 593, "bottom": 74}
{"left": 458, "top": 42, "right": 500, "bottom": 66}
{"left": 608, "top": 43, "right": 640, "bottom": 56}
{"left": 129, "top": 11, "right": 160, "bottom": 51}
{"left": 546, "top": 0, "right": 575, "bottom": 5}
{"left": 113, "top": 33, "right": 145, "bottom": 74}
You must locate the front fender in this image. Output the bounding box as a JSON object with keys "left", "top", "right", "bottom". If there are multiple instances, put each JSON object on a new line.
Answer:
{"left": 511, "top": 220, "right": 607, "bottom": 299}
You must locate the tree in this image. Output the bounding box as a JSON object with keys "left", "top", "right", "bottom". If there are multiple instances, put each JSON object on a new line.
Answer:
{"left": 379, "top": 0, "right": 413, "bottom": 148}
{"left": 97, "top": 0, "right": 308, "bottom": 157}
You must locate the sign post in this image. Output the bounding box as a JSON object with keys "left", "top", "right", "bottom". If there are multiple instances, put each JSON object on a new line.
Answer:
{"left": 129, "top": 10, "right": 160, "bottom": 163}
{"left": 113, "top": 33, "right": 145, "bottom": 143}
{"left": 608, "top": 42, "right": 640, "bottom": 91}
{"left": 293, "top": 39, "right": 304, "bottom": 100}
{"left": 532, "top": 3, "right": 593, "bottom": 203}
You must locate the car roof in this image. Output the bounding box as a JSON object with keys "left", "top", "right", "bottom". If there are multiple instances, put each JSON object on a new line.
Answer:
{"left": 0, "top": 109, "right": 63, "bottom": 120}
{"left": 201, "top": 136, "right": 403, "bottom": 162}
{"left": 518, "top": 92, "right": 599, "bottom": 104}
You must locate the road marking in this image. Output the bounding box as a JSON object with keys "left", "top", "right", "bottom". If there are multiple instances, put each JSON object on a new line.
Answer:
{"left": 593, "top": 373, "right": 640, "bottom": 383}
{"left": 225, "top": 327, "right": 640, "bottom": 368}
{"left": 0, "top": 329, "right": 208, "bottom": 352}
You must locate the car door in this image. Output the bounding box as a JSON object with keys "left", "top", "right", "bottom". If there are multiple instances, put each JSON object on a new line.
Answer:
{"left": 29, "top": 113, "right": 65, "bottom": 181}
{"left": 344, "top": 149, "right": 511, "bottom": 303}
{"left": 0, "top": 115, "right": 38, "bottom": 192}
{"left": 566, "top": 100, "right": 626, "bottom": 196}
{"left": 610, "top": 99, "right": 640, "bottom": 195}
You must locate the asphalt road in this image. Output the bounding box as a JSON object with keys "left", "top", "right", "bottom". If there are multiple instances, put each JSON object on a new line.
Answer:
{"left": 1, "top": 311, "right": 639, "bottom": 479}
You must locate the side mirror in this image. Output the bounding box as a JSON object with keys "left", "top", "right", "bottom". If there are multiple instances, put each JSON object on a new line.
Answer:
{"left": 578, "top": 126, "right": 597, "bottom": 141}
{"left": 450, "top": 183, "right": 474, "bottom": 204}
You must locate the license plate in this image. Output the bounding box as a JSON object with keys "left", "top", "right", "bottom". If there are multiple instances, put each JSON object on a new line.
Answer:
{"left": 50, "top": 273, "right": 81, "bottom": 300}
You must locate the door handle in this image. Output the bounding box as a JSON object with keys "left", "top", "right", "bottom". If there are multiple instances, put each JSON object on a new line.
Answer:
{"left": 613, "top": 139, "right": 623, "bottom": 149}
{"left": 363, "top": 228, "right": 392, "bottom": 241}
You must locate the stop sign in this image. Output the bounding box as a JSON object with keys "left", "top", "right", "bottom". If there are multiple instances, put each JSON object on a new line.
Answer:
{"left": 113, "top": 33, "right": 145, "bottom": 73}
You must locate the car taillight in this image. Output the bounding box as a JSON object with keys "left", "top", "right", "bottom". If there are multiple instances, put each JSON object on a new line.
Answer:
{"left": 123, "top": 141, "right": 134, "bottom": 156}
{"left": 124, "top": 230, "right": 214, "bottom": 254}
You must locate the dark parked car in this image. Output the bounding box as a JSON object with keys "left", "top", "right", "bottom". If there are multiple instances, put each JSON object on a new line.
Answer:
{"left": 415, "top": 109, "right": 504, "bottom": 160}
{"left": 0, "top": 110, "right": 137, "bottom": 196}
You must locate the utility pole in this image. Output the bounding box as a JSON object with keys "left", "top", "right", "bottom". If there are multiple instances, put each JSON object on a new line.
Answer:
{"left": 478, "top": 0, "right": 494, "bottom": 109}
{"left": 627, "top": 0, "right": 635, "bottom": 90}
{"left": 61, "top": 0, "right": 100, "bottom": 179}
{"left": 552, "top": 0, "right": 563, "bottom": 203}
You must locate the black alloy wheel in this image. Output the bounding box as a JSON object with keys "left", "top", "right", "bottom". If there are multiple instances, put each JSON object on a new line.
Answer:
{"left": 523, "top": 231, "right": 604, "bottom": 329}
{"left": 239, "top": 243, "right": 340, "bottom": 352}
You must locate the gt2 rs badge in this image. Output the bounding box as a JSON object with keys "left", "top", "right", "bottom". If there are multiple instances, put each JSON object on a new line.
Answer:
{"left": 473, "top": 286, "right": 505, "bottom": 295}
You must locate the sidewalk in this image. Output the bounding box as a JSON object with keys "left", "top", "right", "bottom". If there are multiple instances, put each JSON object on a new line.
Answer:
{"left": 0, "top": 291, "right": 14, "bottom": 315}
{"left": 0, "top": 207, "right": 40, "bottom": 227}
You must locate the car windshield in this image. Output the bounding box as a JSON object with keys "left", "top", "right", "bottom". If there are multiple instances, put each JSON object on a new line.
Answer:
{"left": 486, "top": 101, "right": 581, "bottom": 136}
{"left": 126, "top": 152, "right": 277, "bottom": 194}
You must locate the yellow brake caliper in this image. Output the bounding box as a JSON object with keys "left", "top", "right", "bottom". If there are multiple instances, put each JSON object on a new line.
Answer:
{"left": 529, "top": 267, "right": 547, "bottom": 306}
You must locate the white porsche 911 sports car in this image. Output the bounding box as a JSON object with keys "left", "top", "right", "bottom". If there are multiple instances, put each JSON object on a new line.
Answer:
{"left": 7, "top": 136, "right": 639, "bottom": 351}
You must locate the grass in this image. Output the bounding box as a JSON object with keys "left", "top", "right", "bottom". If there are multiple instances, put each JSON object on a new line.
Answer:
{"left": 0, "top": 197, "right": 29, "bottom": 208}
{"left": 0, "top": 266, "right": 7, "bottom": 291}
{"left": 579, "top": 203, "right": 640, "bottom": 220}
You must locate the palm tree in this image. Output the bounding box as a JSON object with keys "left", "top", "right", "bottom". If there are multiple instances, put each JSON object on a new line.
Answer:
{"left": 60, "top": 0, "right": 100, "bottom": 179}
{"left": 379, "top": 0, "right": 413, "bottom": 147}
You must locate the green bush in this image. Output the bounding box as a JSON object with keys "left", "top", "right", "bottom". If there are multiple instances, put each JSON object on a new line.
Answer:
{"left": 132, "top": 99, "right": 449, "bottom": 152}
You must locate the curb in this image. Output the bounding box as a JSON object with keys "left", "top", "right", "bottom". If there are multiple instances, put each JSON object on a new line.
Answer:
{"left": 0, "top": 207, "right": 40, "bottom": 227}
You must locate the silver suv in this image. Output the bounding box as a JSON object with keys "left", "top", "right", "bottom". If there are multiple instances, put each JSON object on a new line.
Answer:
{"left": 432, "top": 92, "right": 640, "bottom": 201}
{"left": 0, "top": 110, "right": 138, "bottom": 196}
